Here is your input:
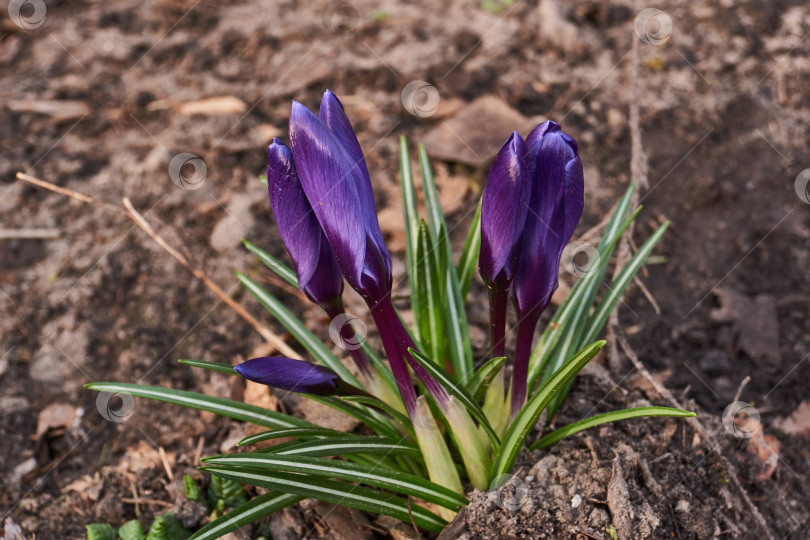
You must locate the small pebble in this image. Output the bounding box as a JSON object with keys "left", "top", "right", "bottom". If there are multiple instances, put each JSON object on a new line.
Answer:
{"left": 571, "top": 494, "right": 583, "bottom": 508}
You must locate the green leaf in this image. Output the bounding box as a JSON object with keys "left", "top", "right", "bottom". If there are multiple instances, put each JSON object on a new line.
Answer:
{"left": 236, "top": 272, "right": 359, "bottom": 386}
{"left": 542, "top": 219, "right": 667, "bottom": 419}
{"left": 118, "top": 520, "right": 146, "bottom": 540}
{"left": 189, "top": 492, "right": 303, "bottom": 540}
{"left": 464, "top": 356, "right": 507, "bottom": 400}
{"left": 526, "top": 186, "right": 640, "bottom": 390}
{"left": 414, "top": 220, "right": 445, "bottom": 364}
{"left": 86, "top": 523, "right": 116, "bottom": 540}
{"left": 305, "top": 396, "right": 399, "bottom": 438}
{"left": 183, "top": 474, "right": 202, "bottom": 503}
{"left": 399, "top": 136, "right": 421, "bottom": 338}
{"left": 342, "top": 396, "right": 415, "bottom": 437}
{"left": 538, "top": 207, "right": 644, "bottom": 388}
{"left": 203, "top": 454, "right": 467, "bottom": 510}
{"left": 238, "top": 427, "right": 347, "bottom": 447}
{"left": 359, "top": 341, "right": 399, "bottom": 400}
{"left": 582, "top": 222, "right": 670, "bottom": 345}
{"left": 201, "top": 468, "right": 447, "bottom": 532}
{"left": 408, "top": 348, "right": 500, "bottom": 448}
{"left": 84, "top": 382, "right": 313, "bottom": 430}
{"left": 418, "top": 145, "right": 473, "bottom": 380}
{"left": 491, "top": 341, "right": 605, "bottom": 481}
{"left": 145, "top": 513, "right": 191, "bottom": 540}
{"left": 207, "top": 474, "right": 248, "bottom": 509}
{"left": 265, "top": 436, "right": 422, "bottom": 459}
{"left": 443, "top": 241, "right": 474, "bottom": 382}
{"left": 530, "top": 406, "right": 696, "bottom": 450}
{"left": 177, "top": 359, "right": 237, "bottom": 375}
{"left": 242, "top": 239, "right": 299, "bottom": 288}
{"left": 457, "top": 197, "right": 482, "bottom": 299}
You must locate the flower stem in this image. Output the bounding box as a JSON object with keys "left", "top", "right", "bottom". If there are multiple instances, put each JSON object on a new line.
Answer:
{"left": 488, "top": 284, "right": 509, "bottom": 358}
{"left": 323, "top": 303, "right": 373, "bottom": 378}
{"left": 369, "top": 296, "right": 452, "bottom": 414}
{"left": 510, "top": 313, "right": 540, "bottom": 419}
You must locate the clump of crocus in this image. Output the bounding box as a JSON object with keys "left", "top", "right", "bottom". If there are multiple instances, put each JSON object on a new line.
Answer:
{"left": 480, "top": 122, "right": 585, "bottom": 421}
{"left": 87, "top": 89, "right": 695, "bottom": 538}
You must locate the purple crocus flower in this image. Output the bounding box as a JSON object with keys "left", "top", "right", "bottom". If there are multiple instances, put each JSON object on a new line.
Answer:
{"left": 287, "top": 91, "right": 449, "bottom": 418}
{"left": 510, "top": 121, "right": 584, "bottom": 415}
{"left": 235, "top": 357, "right": 359, "bottom": 396}
{"left": 289, "top": 90, "right": 391, "bottom": 305}
{"left": 268, "top": 138, "right": 343, "bottom": 309}
{"left": 479, "top": 131, "right": 531, "bottom": 357}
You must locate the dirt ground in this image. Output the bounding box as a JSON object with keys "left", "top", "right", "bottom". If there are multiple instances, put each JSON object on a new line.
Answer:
{"left": 1, "top": 0, "right": 809, "bottom": 538}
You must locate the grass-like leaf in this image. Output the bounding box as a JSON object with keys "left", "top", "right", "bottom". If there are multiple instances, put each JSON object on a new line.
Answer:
{"left": 203, "top": 454, "right": 467, "bottom": 510}
{"left": 400, "top": 136, "right": 421, "bottom": 339}
{"left": 306, "top": 396, "right": 399, "bottom": 438}
{"left": 178, "top": 359, "right": 237, "bottom": 375}
{"left": 418, "top": 145, "right": 473, "bottom": 380}
{"left": 526, "top": 185, "right": 639, "bottom": 390}
{"left": 201, "top": 467, "right": 447, "bottom": 532}
{"left": 408, "top": 348, "right": 500, "bottom": 448}
{"left": 530, "top": 406, "right": 696, "bottom": 450}
{"left": 464, "top": 356, "right": 507, "bottom": 400}
{"left": 236, "top": 272, "right": 359, "bottom": 386}
{"left": 415, "top": 220, "right": 445, "bottom": 364}
{"left": 84, "top": 382, "right": 312, "bottom": 429}
{"left": 264, "top": 436, "right": 422, "bottom": 459}
{"left": 582, "top": 222, "right": 670, "bottom": 345}
{"left": 342, "top": 396, "right": 415, "bottom": 437}
{"left": 237, "top": 427, "right": 347, "bottom": 447}
{"left": 242, "top": 240, "right": 299, "bottom": 288}
{"left": 189, "top": 491, "right": 304, "bottom": 540}
{"left": 543, "top": 220, "right": 670, "bottom": 417}
{"left": 490, "top": 341, "right": 605, "bottom": 481}
{"left": 457, "top": 197, "right": 482, "bottom": 299}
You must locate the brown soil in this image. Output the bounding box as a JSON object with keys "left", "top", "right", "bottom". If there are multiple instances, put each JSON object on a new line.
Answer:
{"left": 2, "top": 0, "right": 809, "bottom": 539}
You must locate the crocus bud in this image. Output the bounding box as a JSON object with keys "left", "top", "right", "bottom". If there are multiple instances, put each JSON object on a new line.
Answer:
{"left": 287, "top": 91, "right": 448, "bottom": 418}
{"left": 479, "top": 131, "right": 531, "bottom": 357}
{"left": 510, "top": 121, "right": 585, "bottom": 416}
{"left": 235, "top": 357, "right": 358, "bottom": 396}
{"left": 289, "top": 91, "right": 392, "bottom": 305}
{"left": 267, "top": 139, "right": 343, "bottom": 309}
{"left": 479, "top": 131, "right": 531, "bottom": 289}
{"left": 512, "top": 121, "right": 584, "bottom": 320}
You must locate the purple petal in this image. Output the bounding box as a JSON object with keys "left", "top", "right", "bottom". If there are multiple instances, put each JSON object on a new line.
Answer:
{"left": 289, "top": 102, "right": 367, "bottom": 287}
{"left": 235, "top": 357, "right": 340, "bottom": 395}
{"left": 318, "top": 90, "right": 392, "bottom": 300}
{"left": 512, "top": 123, "right": 584, "bottom": 318}
{"left": 268, "top": 139, "right": 343, "bottom": 305}
{"left": 479, "top": 131, "right": 531, "bottom": 286}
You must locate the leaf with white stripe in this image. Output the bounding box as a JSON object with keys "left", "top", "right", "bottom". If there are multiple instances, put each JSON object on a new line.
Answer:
{"left": 202, "top": 454, "right": 467, "bottom": 510}
{"left": 201, "top": 467, "right": 447, "bottom": 532}
{"left": 189, "top": 491, "right": 303, "bottom": 540}
{"left": 266, "top": 436, "right": 423, "bottom": 459}
{"left": 84, "top": 382, "right": 312, "bottom": 429}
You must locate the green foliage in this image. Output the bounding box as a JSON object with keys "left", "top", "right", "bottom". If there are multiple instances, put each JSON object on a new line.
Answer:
{"left": 118, "top": 520, "right": 146, "bottom": 540}
{"left": 183, "top": 474, "right": 203, "bottom": 504}
{"left": 145, "top": 513, "right": 190, "bottom": 540}
{"left": 207, "top": 475, "right": 248, "bottom": 511}
{"left": 86, "top": 523, "right": 116, "bottom": 540}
